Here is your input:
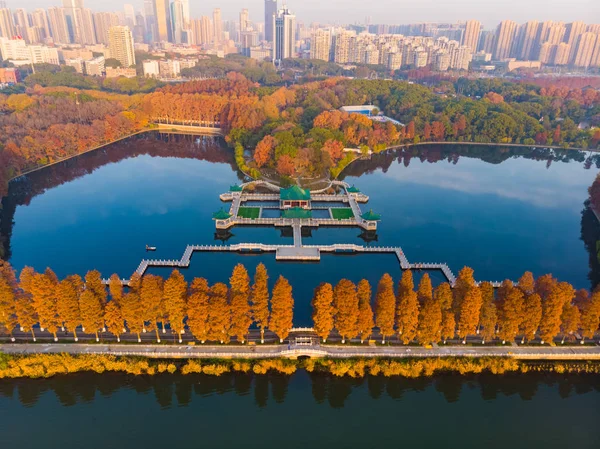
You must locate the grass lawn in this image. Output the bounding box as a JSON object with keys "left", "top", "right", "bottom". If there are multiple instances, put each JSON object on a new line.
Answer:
{"left": 237, "top": 207, "right": 261, "bottom": 219}
{"left": 331, "top": 208, "right": 354, "bottom": 220}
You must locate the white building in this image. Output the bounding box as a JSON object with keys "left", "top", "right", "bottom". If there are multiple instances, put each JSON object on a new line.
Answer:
{"left": 143, "top": 59, "right": 160, "bottom": 77}
{"left": 273, "top": 7, "right": 296, "bottom": 63}
{"left": 84, "top": 56, "right": 105, "bottom": 76}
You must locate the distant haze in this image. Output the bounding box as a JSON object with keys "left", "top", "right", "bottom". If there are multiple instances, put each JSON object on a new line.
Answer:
{"left": 12, "top": 0, "right": 600, "bottom": 29}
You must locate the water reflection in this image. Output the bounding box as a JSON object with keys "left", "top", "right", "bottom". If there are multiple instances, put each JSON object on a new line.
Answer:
{"left": 1, "top": 371, "right": 598, "bottom": 409}
{"left": 581, "top": 201, "right": 600, "bottom": 290}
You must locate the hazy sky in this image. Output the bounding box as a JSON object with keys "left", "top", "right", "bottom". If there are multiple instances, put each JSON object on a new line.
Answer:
{"left": 13, "top": 0, "right": 600, "bottom": 29}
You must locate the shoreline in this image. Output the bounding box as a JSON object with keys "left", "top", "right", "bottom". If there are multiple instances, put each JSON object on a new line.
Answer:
{"left": 1, "top": 351, "right": 600, "bottom": 380}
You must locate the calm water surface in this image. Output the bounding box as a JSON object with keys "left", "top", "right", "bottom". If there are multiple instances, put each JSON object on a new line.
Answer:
{"left": 2, "top": 133, "right": 599, "bottom": 325}
{"left": 0, "top": 371, "right": 599, "bottom": 448}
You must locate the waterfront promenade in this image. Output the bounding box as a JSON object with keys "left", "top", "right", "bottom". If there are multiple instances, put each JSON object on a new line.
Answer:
{"left": 2, "top": 342, "right": 599, "bottom": 360}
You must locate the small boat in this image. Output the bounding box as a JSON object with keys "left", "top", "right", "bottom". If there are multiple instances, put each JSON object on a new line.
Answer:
{"left": 146, "top": 245, "right": 157, "bottom": 251}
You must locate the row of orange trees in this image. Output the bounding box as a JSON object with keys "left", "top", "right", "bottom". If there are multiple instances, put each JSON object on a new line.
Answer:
{"left": 0, "top": 260, "right": 599, "bottom": 345}
{"left": 313, "top": 269, "right": 600, "bottom": 345}
{"left": 0, "top": 262, "right": 293, "bottom": 344}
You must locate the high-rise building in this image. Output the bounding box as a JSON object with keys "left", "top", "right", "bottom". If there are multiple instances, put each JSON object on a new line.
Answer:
{"left": 47, "top": 7, "right": 71, "bottom": 44}
{"left": 93, "top": 12, "right": 120, "bottom": 45}
{"left": 32, "top": 9, "right": 51, "bottom": 41}
{"left": 461, "top": 20, "right": 481, "bottom": 52}
{"left": 264, "top": 0, "right": 277, "bottom": 43}
{"left": 565, "top": 21, "right": 587, "bottom": 63}
{"left": 123, "top": 4, "right": 136, "bottom": 29}
{"left": 311, "top": 28, "right": 332, "bottom": 61}
{"left": 553, "top": 42, "right": 570, "bottom": 65}
{"left": 181, "top": 0, "right": 190, "bottom": 28}
{"left": 73, "top": 8, "right": 97, "bottom": 45}
{"left": 493, "top": 20, "right": 518, "bottom": 60}
{"left": 171, "top": 0, "right": 186, "bottom": 44}
{"left": 13, "top": 9, "right": 29, "bottom": 37}
{"left": 0, "top": 8, "right": 15, "bottom": 38}
{"left": 273, "top": 7, "right": 295, "bottom": 63}
{"left": 573, "top": 32, "right": 598, "bottom": 67}
{"left": 213, "top": 8, "right": 223, "bottom": 44}
{"left": 515, "top": 21, "right": 538, "bottom": 60}
{"left": 108, "top": 25, "right": 136, "bottom": 68}
{"left": 153, "top": 0, "right": 172, "bottom": 42}
{"left": 240, "top": 9, "right": 250, "bottom": 33}
{"left": 333, "top": 29, "right": 356, "bottom": 64}
{"left": 62, "top": 0, "right": 84, "bottom": 43}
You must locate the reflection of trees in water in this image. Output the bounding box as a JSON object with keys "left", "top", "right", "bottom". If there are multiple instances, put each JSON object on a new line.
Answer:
{"left": 339, "top": 144, "right": 593, "bottom": 180}
{"left": 1, "top": 371, "right": 598, "bottom": 409}
{"left": 581, "top": 201, "right": 600, "bottom": 291}
{"left": 0, "top": 132, "right": 236, "bottom": 260}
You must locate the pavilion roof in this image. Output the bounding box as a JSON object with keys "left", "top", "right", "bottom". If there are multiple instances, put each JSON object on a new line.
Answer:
{"left": 212, "top": 209, "right": 232, "bottom": 220}
{"left": 346, "top": 185, "right": 361, "bottom": 193}
{"left": 282, "top": 207, "right": 313, "bottom": 219}
{"left": 230, "top": 184, "right": 243, "bottom": 192}
{"left": 280, "top": 185, "right": 311, "bottom": 201}
{"left": 361, "top": 209, "right": 381, "bottom": 221}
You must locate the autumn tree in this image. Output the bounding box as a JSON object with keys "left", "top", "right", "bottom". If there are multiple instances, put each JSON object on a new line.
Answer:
{"left": 251, "top": 263, "right": 270, "bottom": 343}
{"left": 539, "top": 281, "right": 575, "bottom": 344}
{"left": 208, "top": 283, "right": 230, "bottom": 343}
{"left": 15, "top": 293, "right": 37, "bottom": 342}
{"left": 478, "top": 282, "right": 497, "bottom": 344}
{"left": 518, "top": 272, "right": 535, "bottom": 296}
{"left": 104, "top": 301, "right": 124, "bottom": 342}
{"left": 140, "top": 274, "right": 164, "bottom": 341}
{"left": 229, "top": 264, "right": 252, "bottom": 343}
{"left": 520, "top": 293, "right": 542, "bottom": 343}
{"left": 496, "top": 281, "right": 524, "bottom": 344}
{"left": 396, "top": 271, "right": 419, "bottom": 344}
{"left": 333, "top": 279, "right": 359, "bottom": 343}
{"left": 322, "top": 139, "right": 344, "bottom": 163}
{"left": 375, "top": 274, "right": 396, "bottom": 344}
{"left": 163, "top": 270, "right": 188, "bottom": 343}
{"left": 270, "top": 276, "right": 294, "bottom": 343}
{"left": 79, "top": 270, "right": 106, "bottom": 342}
{"left": 417, "top": 292, "right": 442, "bottom": 346}
{"left": 56, "top": 275, "right": 82, "bottom": 341}
{"left": 436, "top": 283, "right": 455, "bottom": 343}
{"left": 108, "top": 274, "right": 124, "bottom": 304}
{"left": 30, "top": 269, "right": 60, "bottom": 341}
{"left": 560, "top": 302, "right": 580, "bottom": 343}
{"left": 0, "top": 270, "right": 17, "bottom": 340}
{"left": 312, "top": 283, "right": 335, "bottom": 343}
{"left": 417, "top": 274, "right": 433, "bottom": 304}
{"left": 254, "top": 135, "right": 275, "bottom": 167}
{"left": 357, "top": 279, "right": 374, "bottom": 343}
{"left": 121, "top": 285, "right": 143, "bottom": 342}
{"left": 187, "top": 278, "right": 210, "bottom": 343}
{"left": 580, "top": 288, "right": 600, "bottom": 343}
{"left": 452, "top": 267, "right": 476, "bottom": 318}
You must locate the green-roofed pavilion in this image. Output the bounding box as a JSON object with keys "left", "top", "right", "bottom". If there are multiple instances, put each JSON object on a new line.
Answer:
{"left": 347, "top": 185, "right": 361, "bottom": 193}
{"left": 212, "top": 209, "right": 232, "bottom": 220}
{"left": 282, "top": 207, "right": 312, "bottom": 219}
{"left": 280, "top": 185, "right": 311, "bottom": 209}
{"left": 361, "top": 210, "right": 381, "bottom": 221}
{"left": 229, "top": 184, "right": 243, "bottom": 192}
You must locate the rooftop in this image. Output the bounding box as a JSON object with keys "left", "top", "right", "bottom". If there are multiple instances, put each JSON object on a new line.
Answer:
{"left": 280, "top": 185, "right": 311, "bottom": 201}
{"left": 212, "top": 209, "right": 232, "bottom": 220}
{"left": 282, "top": 207, "right": 313, "bottom": 219}
{"left": 361, "top": 209, "right": 381, "bottom": 221}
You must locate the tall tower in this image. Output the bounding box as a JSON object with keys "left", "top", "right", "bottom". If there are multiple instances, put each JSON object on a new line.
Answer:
{"left": 153, "top": 0, "right": 172, "bottom": 43}
{"left": 171, "top": 0, "right": 185, "bottom": 44}
{"left": 240, "top": 9, "right": 250, "bottom": 33}
{"left": 273, "top": 7, "right": 296, "bottom": 63}
{"left": 461, "top": 20, "right": 481, "bottom": 53}
{"left": 213, "top": 8, "right": 223, "bottom": 44}
{"left": 493, "top": 20, "right": 518, "bottom": 60}
{"left": 264, "top": 0, "right": 277, "bottom": 43}
{"left": 108, "top": 25, "right": 136, "bottom": 68}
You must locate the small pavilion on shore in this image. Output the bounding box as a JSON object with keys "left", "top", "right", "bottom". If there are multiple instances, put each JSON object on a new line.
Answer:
{"left": 280, "top": 185, "right": 311, "bottom": 209}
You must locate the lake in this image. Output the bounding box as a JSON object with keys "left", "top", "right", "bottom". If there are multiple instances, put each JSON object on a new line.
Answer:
{"left": 0, "top": 371, "right": 599, "bottom": 448}
{"left": 2, "top": 132, "right": 600, "bottom": 326}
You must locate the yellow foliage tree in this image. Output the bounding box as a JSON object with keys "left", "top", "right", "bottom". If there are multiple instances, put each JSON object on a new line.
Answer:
{"left": 269, "top": 276, "right": 294, "bottom": 343}
{"left": 333, "top": 279, "right": 359, "bottom": 343}
{"left": 375, "top": 273, "right": 396, "bottom": 344}
{"left": 312, "top": 283, "right": 334, "bottom": 343}
{"left": 357, "top": 279, "right": 374, "bottom": 343}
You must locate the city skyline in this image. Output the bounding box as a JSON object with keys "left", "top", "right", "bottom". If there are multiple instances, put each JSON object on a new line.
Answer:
{"left": 11, "top": 0, "right": 600, "bottom": 29}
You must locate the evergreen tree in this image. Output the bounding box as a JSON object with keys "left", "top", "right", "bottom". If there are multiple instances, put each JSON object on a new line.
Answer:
{"left": 56, "top": 275, "right": 83, "bottom": 341}
{"left": 312, "top": 283, "right": 335, "bottom": 343}
{"left": 270, "top": 276, "right": 294, "bottom": 343}
{"left": 478, "top": 282, "right": 497, "bottom": 343}
{"left": 229, "top": 264, "right": 252, "bottom": 344}
{"left": 375, "top": 273, "right": 396, "bottom": 344}
{"left": 396, "top": 271, "right": 419, "bottom": 344}
{"left": 208, "top": 283, "right": 230, "bottom": 343}
{"left": 187, "top": 278, "right": 210, "bottom": 343}
{"left": 251, "top": 263, "right": 270, "bottom": 343}
{"left": 333, "top": 279, "right": 359, "bottom": 343}
{"left": 164, "top": 270, "right": 188, "bottom": 343}
{"left": 357, "top": 279, "right": 374, "bottom": 343}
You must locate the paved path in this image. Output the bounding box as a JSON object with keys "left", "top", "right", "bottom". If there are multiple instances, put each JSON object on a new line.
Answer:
{"left": 2, "top": 343, "right": 599, "bottom": 360}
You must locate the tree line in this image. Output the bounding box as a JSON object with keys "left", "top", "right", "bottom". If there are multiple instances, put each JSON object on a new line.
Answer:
{"left": 0, "top": 262, "right": 293, "bottom": 344}
{"left": 1, "top": 260, "right": 599, "bottom": 346}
